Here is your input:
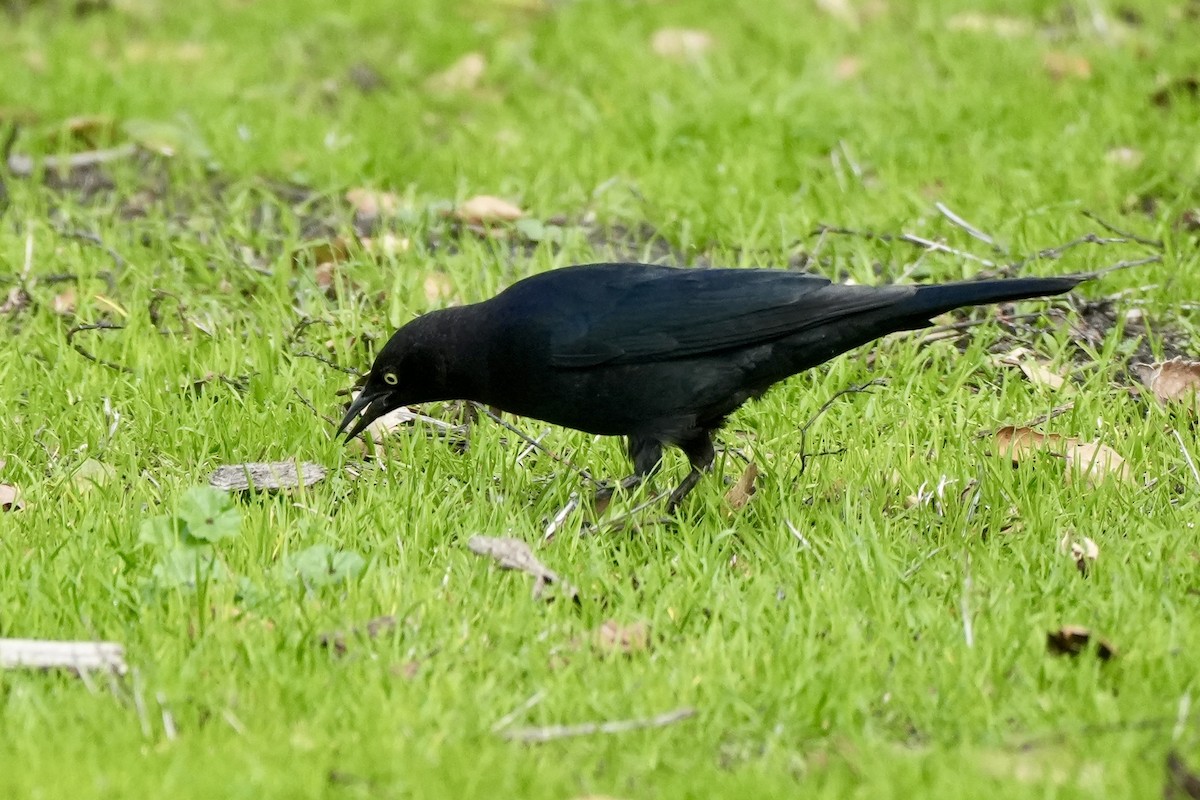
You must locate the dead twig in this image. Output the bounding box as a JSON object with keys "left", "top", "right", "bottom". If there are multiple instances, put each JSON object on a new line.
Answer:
{"left": 292, "top": 388, "right": 340, "bottom": 426}
{"left": 812, "top": 225, "right": 996, "bottom": 267}
{"left": 7, "top": 143, "right": 138, "bottom": 178}
{"left": 67, "top": 322, "right": 133, "bottom": 374}
{"left": 294, "top": 351, "right": 364, "bottom": 377}
{"left": 1081, "top": 210, "right": 1163, "bottom": 249}
{"left": 935, "top": 202, "right": 1003, "bottom": 250}
{"left": 471, "top": 402, "right": 603, "bottom": 488}
{"left": 500, "top": 706, "right": 696, "bottom": 744}
{"left": 467, "top": 535, "right": 579, "bottom": 601}
{"left": 52, "top": 226, "right": 127, "bottom": 271}
{"left": 1173, "top": 429, "right": 1200, "bottom": 492}
{"left": 795, "top": 379, "right": 886, "bottom": 479}
{"left": 584, "top": 488, "right": 672, "bottom": 536}
{"left": 543, "top": 492, "right": 580, "bottom": 542}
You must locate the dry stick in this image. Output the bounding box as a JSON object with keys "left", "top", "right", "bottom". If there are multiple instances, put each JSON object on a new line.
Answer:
{"left": 1081, "top": 210, "right": 1163, "bottom": 249}
{"left": 812, "top": 225, "right": 997, "bottom": 267}
{"left": 293, "top": 388, "right": 340, "bottom": 427}
{"left": 491, "top": 690, "right": 548, "bottom": 733}
{"left": 935, "top": 202, "right": 1003, "bottom": 250}
{"left": 6, "top": 143, "right": 138, "bottom": 178}
{"left": 470, "top": 402, "right": 604, "bottom": 488}
{"left": 53, "top": 226, "right": 127, "bottom": 271}
{"left": 543, "top": 492, "right": 580, "bottom": 543}
{"left": 500, "top": 706, "right": 696, "bottom": 744}
{"left": 294, "top": 350, "right": 364, "bottom": 377}
{"left": 795, "top": 379, "right": 887, "bottom": 480}
{"left": 67, "top": 322, "right": 133, "bottom": 374}
{"left": 1173, "top": 429, "right": 1200, "bottom": 492}
{"left": 583, "top": 488, "right": 672, "bottom": 537}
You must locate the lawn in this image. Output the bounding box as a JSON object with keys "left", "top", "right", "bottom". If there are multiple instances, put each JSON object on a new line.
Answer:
{"left": 2, "top": 0, "right": 1199, "bottom": 797}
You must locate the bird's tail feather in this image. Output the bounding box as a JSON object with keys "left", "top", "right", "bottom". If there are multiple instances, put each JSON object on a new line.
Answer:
{"left": 897, "top": 275, "right": 1083, "bottom": 325}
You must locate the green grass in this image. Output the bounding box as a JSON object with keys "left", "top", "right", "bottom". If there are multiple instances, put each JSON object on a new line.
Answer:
{"left": 2, "top": 0, "right": 1200, "bottom": 797}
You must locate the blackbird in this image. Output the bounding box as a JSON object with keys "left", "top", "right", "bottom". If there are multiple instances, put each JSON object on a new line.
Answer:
{"left": 337, "top": 262, "right": 1084, "bottom": 508}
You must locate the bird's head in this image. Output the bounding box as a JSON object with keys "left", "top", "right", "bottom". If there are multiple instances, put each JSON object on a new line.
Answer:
{"left": 335, "top": 314, "right": 464, "bottom": 441}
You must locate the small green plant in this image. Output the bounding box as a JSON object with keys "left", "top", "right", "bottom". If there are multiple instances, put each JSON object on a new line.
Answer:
{"left": 139, "top": 486, "right": 241, "bottom": 590}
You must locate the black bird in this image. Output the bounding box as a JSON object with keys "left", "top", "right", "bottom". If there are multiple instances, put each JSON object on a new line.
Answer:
{"left": 338, "top": 263, "right": 1083, "bottom": 508}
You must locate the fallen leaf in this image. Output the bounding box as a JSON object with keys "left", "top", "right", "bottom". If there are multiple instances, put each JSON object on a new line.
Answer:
{"left": 344, "top": 187, "right": 401, "bottom": 219}
{"left": 360, "top": 233, "right": 410, "bottom": 256}
{"left": 423, "top": 271, "right": 456, "bottom": 304}
{"left": 1, "top": 287, "right": 32, "bottom": 315}
{"left": 946, "top": 11, "right": 1032, "bottom": 37}
{"left": 1043, "top": 51, "right": 1092, "bottom": 81}
{"left": 833, "top": 55, "right": 863, "bottom": 80}
{"left": 1058, "top": 531, "right": 1099, "bottom": 575}
{"left": 318, "top": 615, "right": 397, "bottom": 655}
{"left": 993, "top": 348, "right": 1068, "bottom": 390}
{"left": 724, "top": 461, "right": 758, "bottom": 510}
{"left": 994, "top": 426, "right": 1066, "bottom": 462}
{"left": 425, "top": 52, "right": 486, "bottom": 92}
{"left": 1105, "top": 146, "right": 1143, "bottom": 167}
{"left": 467, "top": 535, "right": 579, "bottom": 601}
{"left": 814, "top": 0, "right": 859, "bottom": 27}
{"left": 0, "top": 484, "right": 24, "bottom": 512}
{"left": 1065, "top": 441, "right": 1132, "bottom": 486}
{"left": 594, "top": 620, "right": 650, "bottom": 656}
{"left": 71, "top": 458, "right": 115, "bottom": 494}
{"left": 294, "top": 235, "right": 354, "bottom": 267}
{"left": 454, "top": 195, "right": 524, "bottom": 224}
{"left": 650, "top": 28, "right": 713, "bottom": 59}
{"left": 209, "top": 461, "right": 328, "bottom": 493}
{"left": 994, "top": 426, "right": 1132, "bottom": 485}
{"left": 1132, "top": 359, "right": 1200, "bottom": 404}
{"left": 52, "top": 287, "right": 77, "bottom": 316}
{"left": 1046, "top": 625, "right": 1116, "bottom": 660}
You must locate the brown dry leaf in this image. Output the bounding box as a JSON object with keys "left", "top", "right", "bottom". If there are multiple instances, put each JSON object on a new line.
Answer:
{"left": 467, "top": 535, "right": 579, "bottom": 601}
{"left": 1057, "top": 531, "right": 1099, "bottom": 575}
{"left": 724, "top": 461, "right": 759, "bottom": 510}
{"left": 1132, "top": 359, "right": 1200, "bottom": 404}
{"left": 814, "top": 0, "right": 859, "bottom": 26}
{"left": 994, "top": 426, "right": 1066, "bottom": 462}
{"left": 1105, "top": 147, "right": 1143, "bottom": 167}
{"left": 946, "top": 12, "right": 1032, "bottom": 37}
{"left": 318, "top": 615, "right": 397, "bottom": 656}
{"left": 1, "top": 287, "right": 32, "bottom": 315}
{"left": 0, "top": 484, "right": 24, "bottom": 512}
{"left": 994, "top": 427, "right": 1131, "bottom": 486}
{"left": 454, "top": 195, "right": 524, "bottom": 224}
{"left": 52, "top": 287, "right": 77, "bottom": 316}
{"left": 833, "top": 56, "right": 863, "bottom": 81}
{"left": 425, "top": 52, "right": 486, "bottom": 92}
{"left": 1046, "top": 625, "right": 1116, "bottom": 660}
{"left": 344, "top": 187, "right": 401, "bottom": 219}
{"left": 423, "top": 272, "right": 456, "bottom": 304}
{"left": 209, "top": 461, "right": 328, "bottom": 493}
{"left": 650, "top": 28, "right": 713, "bottom": 59}
{"left": 594, "top": 620, "right": 651, "bottom": 656}
{"left": 1065, "top": 441, "right": 1132, "bottom": 486}
{"left": 1043, "top": 51, "right": 1092, "bottom": 80}
{"left": 294, "top": 236, "right": 354, "bottom": 267}
{"left": 360, "top": 233, "right": 410, "bottom": 256}
{"left": 993, "top": 348, "right": 1068, "bottom": 391}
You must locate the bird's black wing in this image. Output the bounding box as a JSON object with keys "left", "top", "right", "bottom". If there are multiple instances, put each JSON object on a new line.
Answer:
{"left": 539, "top": 265, "right": 914, "bottom": 368}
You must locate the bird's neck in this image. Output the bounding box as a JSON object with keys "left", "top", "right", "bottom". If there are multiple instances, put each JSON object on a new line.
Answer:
{"left": 415, "top": 305, "right": 490, "bottom": 401}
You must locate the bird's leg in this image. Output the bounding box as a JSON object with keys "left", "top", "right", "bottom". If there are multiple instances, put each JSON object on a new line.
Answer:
{"left": 595, "top": 436, "right": 662, "bottom": 503}
{"left": 666, "top": 433, "right": 716, "bottom": 513}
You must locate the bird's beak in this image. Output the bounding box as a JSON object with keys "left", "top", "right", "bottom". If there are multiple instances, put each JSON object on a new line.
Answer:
{"left": 336, "top": 390, "right": 394, "bottom": 441}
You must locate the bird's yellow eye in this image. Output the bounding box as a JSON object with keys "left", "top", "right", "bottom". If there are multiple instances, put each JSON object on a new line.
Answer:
{"left": 383, "top": 372, "right": 398, "bottom": 386}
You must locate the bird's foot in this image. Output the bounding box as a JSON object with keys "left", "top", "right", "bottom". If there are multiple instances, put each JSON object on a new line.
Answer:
{"left": 594, "top": 475, "right": 644, "bottom": 512}
{"left": 665, "top": 469, "right": 703, "bottom": 513}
